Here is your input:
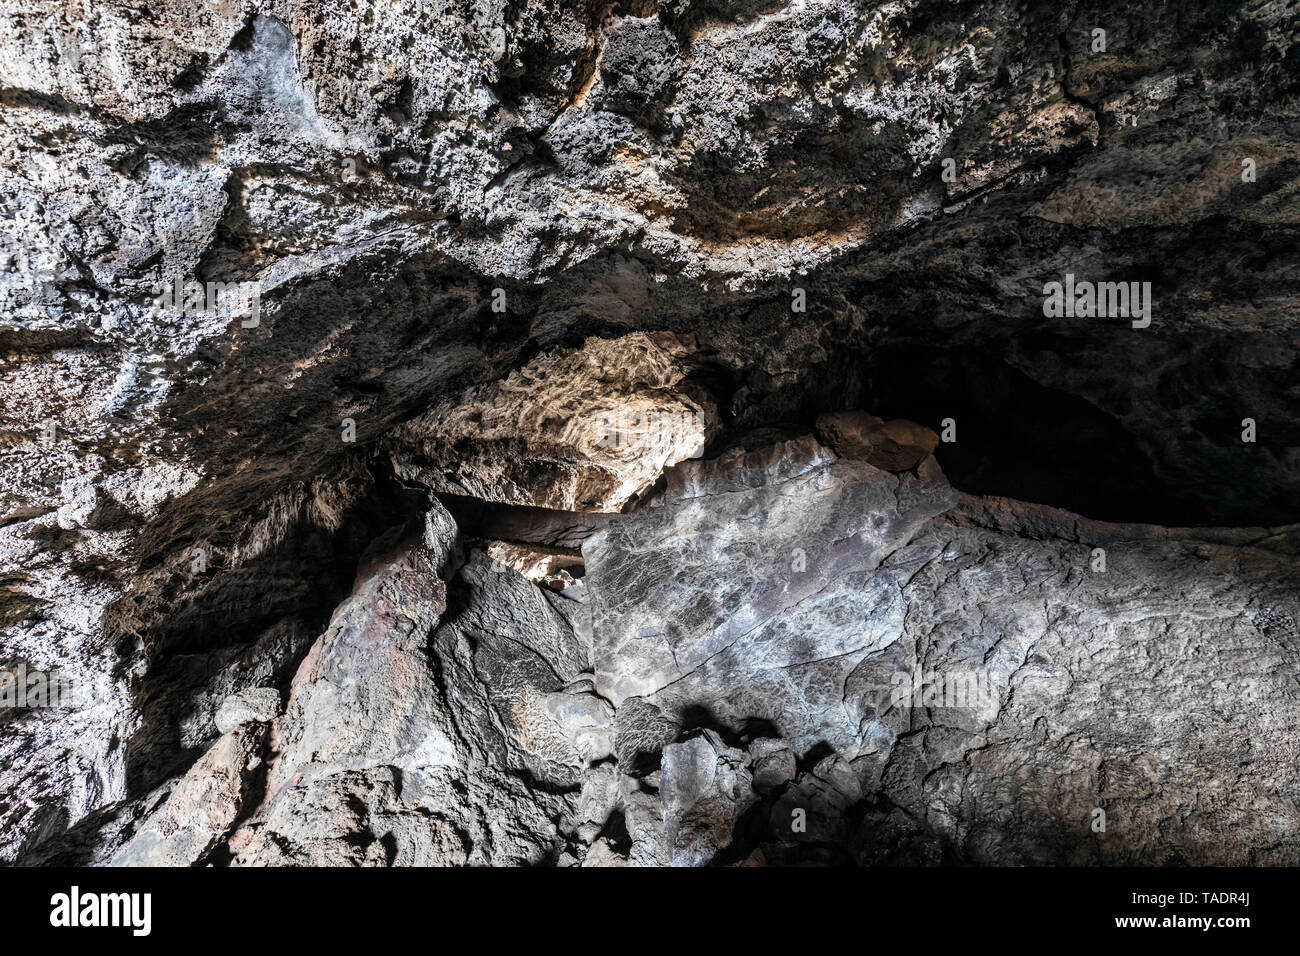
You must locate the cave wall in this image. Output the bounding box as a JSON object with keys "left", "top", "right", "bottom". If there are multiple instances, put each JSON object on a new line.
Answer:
{"left": 1, "top": 0, "right": 1298, "bottom": 865}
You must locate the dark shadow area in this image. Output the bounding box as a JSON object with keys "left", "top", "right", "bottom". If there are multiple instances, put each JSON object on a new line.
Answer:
{"left": 856, "top": 344, "right": 1283, "bottom": 527}
{"left": 113, "top": 459, "right": 429, "bottom": 799}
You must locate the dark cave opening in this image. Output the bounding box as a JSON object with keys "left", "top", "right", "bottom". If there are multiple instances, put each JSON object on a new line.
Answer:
{"left": 856, "top": 345, "right": 1253, "bottom": 528}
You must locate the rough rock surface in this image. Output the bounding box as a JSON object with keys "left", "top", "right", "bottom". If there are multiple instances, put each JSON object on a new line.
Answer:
{"left": 213, "top": 687, "right": 280, "bottom": 734}
{"left": 79, "top": 440, "right": 1300, "bottom": 867}
{"left": 388, "top": 332, "right": 718, "bottom": 512}
{"left": 587, "top": 443, "right": 1300, "bottom": 864}
{"left": 815, "top": 411, "right": 939, "bottom": 471}
{"left": 2, "top": 0, "right": 1299, "bottom": 866}
{"left": 219, "top": 501, "right": 611, "bottom": 865}
{"left": 111, "top": 720, "right": 266, "bottom": 867}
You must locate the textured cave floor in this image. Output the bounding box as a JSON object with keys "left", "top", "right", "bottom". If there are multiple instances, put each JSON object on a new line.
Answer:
{"left": 1, "top": 0, "right": 1299, "bottom": 866}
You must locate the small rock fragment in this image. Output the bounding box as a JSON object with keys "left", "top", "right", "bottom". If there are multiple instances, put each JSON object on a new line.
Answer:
{"left": 815, "top": 411, "right": 939, "bottom": 471}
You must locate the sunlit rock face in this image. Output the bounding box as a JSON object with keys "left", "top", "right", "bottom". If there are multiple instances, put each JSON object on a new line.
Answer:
{"left": 387, "top": 332, "right": 718, "bottom": 512}
{"left": 2, "top": 0, "right": 1300, "bottom": 866}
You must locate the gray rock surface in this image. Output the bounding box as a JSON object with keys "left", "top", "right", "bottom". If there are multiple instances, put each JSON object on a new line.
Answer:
{"left": 584, "top": 442, "right": 1300, "bottom": 864}
{"left": 100, "top": 439, "right": 1300, "bottom": 867}
{"left": 213, "top": 687, "right": 281, "bottom": 734}
{"left": 111, "top": 721, "right": 266, "bottom": 867}
{"left": 2, "top": 0, "right": 1298, "bottom": 866}
{"left": 218, "top": 501, "right": 612, "bottom": 865}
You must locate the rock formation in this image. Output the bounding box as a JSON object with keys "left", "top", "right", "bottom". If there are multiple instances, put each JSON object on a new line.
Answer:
{"left": 2, "top": 0, "right": 1298, "bottom": 866}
